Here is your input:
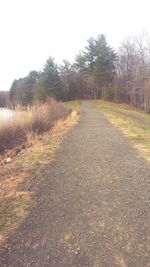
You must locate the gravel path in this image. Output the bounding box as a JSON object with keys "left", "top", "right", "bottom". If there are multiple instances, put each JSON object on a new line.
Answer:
{"left": 1, "top": 102, "right": 150, "bottom": 267}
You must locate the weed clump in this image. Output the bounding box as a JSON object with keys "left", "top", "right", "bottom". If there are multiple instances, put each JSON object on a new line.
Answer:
{"left": 0, "top": 98, "right": 69, "bottom": 153}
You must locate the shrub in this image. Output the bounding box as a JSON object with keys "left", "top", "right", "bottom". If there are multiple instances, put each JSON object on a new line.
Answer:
{"left": 0, "top": 98, "right": 69, "bottom": 153}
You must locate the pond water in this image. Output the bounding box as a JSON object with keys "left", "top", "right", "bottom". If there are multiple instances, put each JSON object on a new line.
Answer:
{"left": 0, "top": 108, "right": 15, "bottom": 121}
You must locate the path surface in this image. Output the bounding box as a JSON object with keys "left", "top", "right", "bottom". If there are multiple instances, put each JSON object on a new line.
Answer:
{"left": 1, "top": 102, "right": 150, "bottom": 267}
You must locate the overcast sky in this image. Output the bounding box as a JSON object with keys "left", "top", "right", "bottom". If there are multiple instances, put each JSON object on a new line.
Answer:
{"left": 0, "top": 0, "right": 150, "bottom": 90}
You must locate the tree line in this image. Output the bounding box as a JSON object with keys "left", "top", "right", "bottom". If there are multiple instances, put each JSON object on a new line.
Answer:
{"left": 0, "top": 91, "right": 9, "bottom": 107}
{"left": 6, "top": 32, "right": 150, "bottom": 111}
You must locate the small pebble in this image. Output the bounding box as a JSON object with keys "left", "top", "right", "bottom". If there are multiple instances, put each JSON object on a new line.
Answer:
{"left": 75, "top": 247, "right": 80, "bottom": 255}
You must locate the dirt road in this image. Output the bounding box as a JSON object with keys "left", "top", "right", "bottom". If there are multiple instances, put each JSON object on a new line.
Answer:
{"left": 0, "top": 102, "right": 150, "bottom": 266}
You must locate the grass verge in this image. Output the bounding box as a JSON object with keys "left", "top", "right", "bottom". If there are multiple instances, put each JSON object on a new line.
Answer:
{"left": 95, "top": 100, "right": 150, "bottom": 161}
{"left": 0, "top": 109, "right": 79, "bottom": 247}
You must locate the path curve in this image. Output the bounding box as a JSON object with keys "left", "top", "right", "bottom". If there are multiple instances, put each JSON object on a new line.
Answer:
{"left": 1, "top": 102, "right": 150, "bottom": 267}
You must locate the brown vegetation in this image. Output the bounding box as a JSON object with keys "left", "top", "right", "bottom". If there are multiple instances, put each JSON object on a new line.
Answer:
{"left": 0, "top": 98, "right": 69, "bottom": 154}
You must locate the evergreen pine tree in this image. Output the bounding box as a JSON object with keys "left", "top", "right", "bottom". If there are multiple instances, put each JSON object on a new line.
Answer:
{"left": 35, "top": 57, "right": 63, "bottom": 101}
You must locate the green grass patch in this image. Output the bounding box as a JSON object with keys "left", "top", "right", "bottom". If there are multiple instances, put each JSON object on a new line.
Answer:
{"left": 64, "top": 100, "right": 81, "bottom": 110}
{"left": 0, "top": 198, "right": 31, "bottom": 230}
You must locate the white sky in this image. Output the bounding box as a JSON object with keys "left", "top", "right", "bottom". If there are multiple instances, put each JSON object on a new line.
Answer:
{"left": 0, "top": 0, "right": 150, "bottom": 90}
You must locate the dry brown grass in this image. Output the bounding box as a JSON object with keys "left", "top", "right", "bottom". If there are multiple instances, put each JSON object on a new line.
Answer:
{"left": 0, "top": 168, "right": 32, "bottom": 246}
{"left": 0, "top": 109, "right": 79, "bottom": 247}
{"left": 0, "top": 98, "right": 69, "bottom": 154}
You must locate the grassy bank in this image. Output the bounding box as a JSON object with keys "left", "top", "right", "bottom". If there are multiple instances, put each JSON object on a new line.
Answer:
{"left": 0, "top": 106, "right": 79, "bottom": 246}
{"left": 95, "top": 100, "right": 150, "bottom": 161}
{"left": 0, "top": 99, "right": 69, "bottom": 154}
